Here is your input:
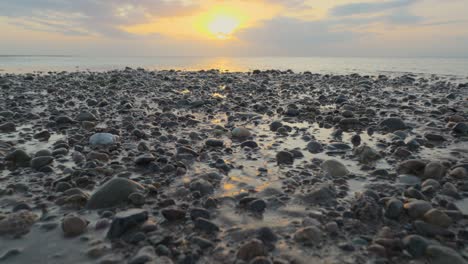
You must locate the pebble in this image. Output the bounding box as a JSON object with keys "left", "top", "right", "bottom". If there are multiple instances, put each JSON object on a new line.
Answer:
{"left": 236, "top": 239, "right": 267, "bottom": 261}
{"left": 89, "top": 133, "right": 118, "bottom": 145}
{"left": 402, "top": 235, "right": 429, "bottom": 257}
{"left": 0, "top": 122, "right": 16, "bottom": 133}
{"left": 423, "top": 161, "right": 445, "bottom": 179}
{"left": 385, "top": 198, "right": 403, "bottom": 219}
{"left": 379, "top": 117, "right": 406, "bottom": 131}
{"left": 321, "top": 159, "right": 348, "bottom": 177}
{"left": 306, "top": 140, "right": 323, "bottom": 153}
{"left": 425, "top": 245, "right": 468, "bottom": 264}
{"left": 86, "top": 178, "right": 145, "bottom": 209}
{"left": 293, "top": 226, "right": 323, "bottom": 246}
{"left": 30, "top": 156, "right": 54, "bottom": 170}
{"left": 194, "top": 218, "right": 219, "bottom": 234}
{"left": 423, "top": 209, "right": 452, "bottom": 228}
{"left": 107, "top": 209, "right": 148, "bottom": 239}
{"left": 232, "top": 127, "right": 251, "bottom": 138}
{"left": 61, "top": 215, "right": 88, "bottom": 237}
{"left": 404, "top": 200, "right": 433, "bottom": 219}
{"left": 276, "top": 151, "right": 294, "bottom": 165}
{"left": 0, "top": 210, "right": 38, "bottom": 236}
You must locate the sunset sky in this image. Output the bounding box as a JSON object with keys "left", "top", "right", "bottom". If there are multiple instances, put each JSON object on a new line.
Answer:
{"left": 1, "top": 0, "right": 467, "bottom": 57}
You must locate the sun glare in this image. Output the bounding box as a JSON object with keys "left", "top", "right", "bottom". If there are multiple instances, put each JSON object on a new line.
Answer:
{"left": 207, "top": 15, "right": 240, "bottom": 39}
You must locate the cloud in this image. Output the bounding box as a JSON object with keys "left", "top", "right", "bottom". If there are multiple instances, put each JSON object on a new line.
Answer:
{"left": 330, "top": 0, "right": 418, "bottom": 16}
{"left": 234, "top": 17, "right": 359, "bottom": 56}
{"left": 0, "top": 0, "right": 199, "bottom": 37}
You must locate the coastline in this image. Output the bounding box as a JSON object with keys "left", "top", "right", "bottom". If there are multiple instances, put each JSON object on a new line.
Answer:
{"left": 0, "top": 69, "right": 467, "bottom": 263}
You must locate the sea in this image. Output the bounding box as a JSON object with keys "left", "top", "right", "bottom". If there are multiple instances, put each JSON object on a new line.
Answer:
{"left": 1, "top": 55, "right": 468, "bottom": 79}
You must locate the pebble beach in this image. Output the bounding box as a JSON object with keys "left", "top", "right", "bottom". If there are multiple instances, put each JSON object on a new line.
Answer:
{"left": 0, "top": 68, "right": 468, "bottom": 264}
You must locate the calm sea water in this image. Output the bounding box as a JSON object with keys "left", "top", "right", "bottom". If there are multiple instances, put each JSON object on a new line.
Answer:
{"left": 1, "top": 56, "right": 468, "bottom": 78}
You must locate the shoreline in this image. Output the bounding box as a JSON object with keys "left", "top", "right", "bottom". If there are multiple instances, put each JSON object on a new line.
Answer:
{"left": 0, "top": 69, "right": 467, "bottom": 263}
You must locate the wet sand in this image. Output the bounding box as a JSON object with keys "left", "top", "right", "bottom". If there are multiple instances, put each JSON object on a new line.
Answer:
{"left": 0, "top": 69, "right": 467, "bottom": 264}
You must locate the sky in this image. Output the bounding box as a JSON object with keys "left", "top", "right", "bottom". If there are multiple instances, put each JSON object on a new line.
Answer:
{"left": 0, "top": 0, "right": 467, "bottom": 57}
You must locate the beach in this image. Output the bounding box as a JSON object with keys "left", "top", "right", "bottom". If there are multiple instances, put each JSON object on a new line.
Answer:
{"left": 0, "top": 68, "right": 468, "bottom": 264}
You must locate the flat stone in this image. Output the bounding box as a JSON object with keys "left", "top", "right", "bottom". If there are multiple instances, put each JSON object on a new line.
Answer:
{"left": 293, "top": 226, "right": 323, "bottom": 246}
{"left": 322, "top": 159, "right": 348, "bottom": 177}
{"left": 86, "top": 178, "right": 145, "bottom": 209}
{"left": 404, "top": 200, "right": 432, "bottom": 219}
{"left": 89, "top": 133, "right": 118, "bottom": 146}
{"left": 30, "top": 156, "right": 53, "bottom": 170}
{"left": 423, "top": 209, "right": 452, "bottom": 228}
{"left": 425, "top": 245, "right": 468, "bottom": 264}
{"left": 379, "top": 117, "right": 406, "bottom": 131}
{"left": 106, "top": 209, "right": 148, "bottom": 239}
{"left": 236, "top": 239, "right": 267, "bottom": 261}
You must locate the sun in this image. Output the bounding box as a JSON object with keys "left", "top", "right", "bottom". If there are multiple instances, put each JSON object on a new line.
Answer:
{"left": 207, "top": 15, "right": 240, "bottom": 40}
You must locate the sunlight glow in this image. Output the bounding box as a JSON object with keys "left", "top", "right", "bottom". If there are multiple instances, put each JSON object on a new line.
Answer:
{"left": 207, "top": 15, "right": 240, "bottom": 39}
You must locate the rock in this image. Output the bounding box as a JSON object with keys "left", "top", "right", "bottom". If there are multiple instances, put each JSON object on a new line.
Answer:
{"left": 423, "top": 162, "right": 445, "bottom": 179}
{"left": 339, "top": 118, "right": 361, "bottom": 129}
{"left": 30, "top": 156, "right": 53, "bottom": 170}
{"left": 299, "top": 183, "right": 336, "bottom": 203}
{"left": 35, "top": 149, "right": 52, "bottom": 157}
{"left": 306, "top": 140, "right": 323, "bottom": 153}
{"left": 205, "top": 139, "right": 224, "bottom": 147}
{"left": 422, "top": 179, "right": 440, "bottom": 189}
{"left": 61, "top": 215, "right": 88, "bottom": 237}
{"left": 276, "top": 151, "right": 294, "bottom": 165}
{"left": 5, "top": 149, "right": 31, "bottom": 166}
{"left": 293, "top": 226, "right": 323, "bottom": 246}
{"left": 232, "top": 127, "right": 251, "bottom": 138}
{"left": 397, "top": 159, "right": 427, "bottom": 176}
{"left": 379, "top": 117, "right": 406, "bottom": 131}
{"left": 89, "top": 133, "right": 118, "bottom": 146}
{"left": 0, "top": 211, "right": 38, "bottom": 236}
{"left": 0, "top": 248, "right": 21, "bottom": 262}
{"left": 413, "top": 220, "right": 453, "bottom": 237}
{"left": 0, "top": 122, "right": 16, "bottom": 133}
{"left": 86, "top": 151, "right": 109, "bottom": 162}
{"left": 270, "top": 121, "right": 283, "bottom": 131}
{"left": 33, "top": 130, "right": 51, "bottom": 141}
{"left": 352, "top": 193, "right": 381, "bottom": 222}
{"left": 72, "top": 151, "right": 86, "bottom": 164}
{"left": 449, "top": 167, "right": 467, "bottom": 179}
{"left": 351, "top": 134, "right": 361, "bottom": 147}
{"left": 452, "top": 122, "right": 468, "bottom": 135}
{"left": 404, "top": 200, "right": 432, "bottom": 219}
{"left": 397, "top": 174, "right": 421, "bottom": 186}
{"left": 161, "top": 208, "right": 186, "bottom": 221}
{"left": 424, "top": 133, "right": 446, "bottom": 141}
{"left": 189, "top": 179, "right": 214, "bottom": 196}
{"left": 385, "top": 198, "right": 403, "bottom": 219}
{"left": 86, "top": 178, "right": 145, "bottom": 209}
{"left": 241, "top": 140, "right": 258, "bottom": 148}
{"left": 236, "top": 239, "right": 267, "bottom": 261}
{"left": 423, "top": 209, "right": 452, "bottom": 228}
{"left": 256, "top": 227, "right": 278, "bottom": 244}
{"left": 194, "top": 218, "right": 219, "bottom": 234}
{"left": 425, "top": 245, "right": 468, "bottom": 264}
{"left": 402, "top": 235, "right": 429, "bottom": 258}
{"left": 322, "top": 159, "right": 348, "bottom": 177}
{"left": 129, "top": 246, "right": 156, "bottom": 264}
{"left": 135, "top": 154, "right": 155, "bottom": 166}
{"left": 56, "top": 115, "right": 75, "bottom": 124}
{"left": 107, "top": 209, "right": 148, "bottom": 239}
{"left": 248, "top": 199, "right": 267, "bottom": 213}
{"left": 128, "top": 192, "right": 145, "bottom": 206}
{"left": 354, "top": 145, "right": 381, "bottom": 164}
{"left": 76, "top": 111, "right": 97, "bottom": 122}
{"left": 190, "top": 208, "right": 210, "bottom": 220}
